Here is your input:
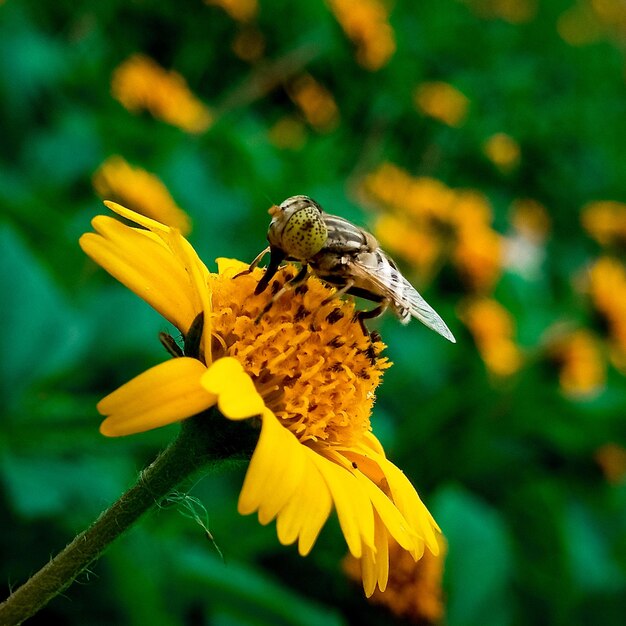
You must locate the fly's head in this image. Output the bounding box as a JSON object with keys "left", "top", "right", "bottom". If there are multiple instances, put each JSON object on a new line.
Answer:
{"left": 267, "top": 195, "right": 328, "bottom": 261}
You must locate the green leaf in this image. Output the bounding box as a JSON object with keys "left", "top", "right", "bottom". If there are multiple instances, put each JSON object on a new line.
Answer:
{"left": 432, "top": 485, "right": 515, "bottom": 626}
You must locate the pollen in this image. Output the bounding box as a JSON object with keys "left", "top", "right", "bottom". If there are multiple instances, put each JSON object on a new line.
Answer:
{"left": 208, "top": 261, "right": 391, "bottom": 446}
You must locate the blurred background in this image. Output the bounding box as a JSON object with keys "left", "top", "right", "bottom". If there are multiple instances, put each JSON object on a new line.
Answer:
{"left": 1, "top": 0, "right": 626, "bottom": 624}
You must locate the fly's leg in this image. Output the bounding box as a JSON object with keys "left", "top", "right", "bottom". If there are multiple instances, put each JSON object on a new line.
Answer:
{"left": 233, "top": 246, "right": 271, "bottom": 279}
{"left": 320, "top": 279, "right": 355, "bottom": 306}
{"left": 255, "top": 263, "right": 309, "bottom": 324}
{"left": 355, "top": 299, "right": 390, "bottom": 336}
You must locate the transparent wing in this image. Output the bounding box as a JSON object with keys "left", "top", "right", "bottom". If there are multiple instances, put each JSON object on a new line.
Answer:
{"left": 350, "top": 250, "right": 456, "bottom": 343}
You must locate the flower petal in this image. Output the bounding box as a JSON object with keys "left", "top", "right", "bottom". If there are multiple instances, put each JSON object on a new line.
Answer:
{"left": 237, "top": 410, "right": 332, "bottom": 555}
{"left": 201, "top": 357, "right": 265, "bottom": 419}
{"left": 103, "top": 200, "right": 171, "bottom": 234}
{"left": 360, "top": 515, "right": 390, "bottom": 597}
{"left": 308, "top": 450, "right": 376, "bottom": 559}
{"left": 276, "top": 450, "right": 333, "bottom": 555}
{"left": 98, "top": 358, "right": 215, "bottom": 436}
{"left": 80, "top": 218, "right": 197, "bottom": 334}
{"left": 216, "top": 257, "right": 251, "bottom": 277}
{"left": 357, "top": 444, "right": 440, "bottom": 557}
{"left": 237, "top": 409, "right": 306, "bottom": 525}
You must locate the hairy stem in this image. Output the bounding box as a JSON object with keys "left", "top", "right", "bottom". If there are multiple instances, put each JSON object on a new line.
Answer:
{"left": 0, "top": 412, "right": 249, "bottom": 626}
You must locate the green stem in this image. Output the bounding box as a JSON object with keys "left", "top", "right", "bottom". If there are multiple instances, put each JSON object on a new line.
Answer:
{"left": 0, "top": 412, "right": 250, "bottom": 626}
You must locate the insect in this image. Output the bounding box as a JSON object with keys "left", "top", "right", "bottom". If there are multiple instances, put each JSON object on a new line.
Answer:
{"left": 244, "top": 195, "right": 456, "bottom": 343}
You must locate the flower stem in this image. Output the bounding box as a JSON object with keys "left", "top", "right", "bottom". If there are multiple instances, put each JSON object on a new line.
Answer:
{"left": 0, "top": 412, "right": 250, "bottom": 626}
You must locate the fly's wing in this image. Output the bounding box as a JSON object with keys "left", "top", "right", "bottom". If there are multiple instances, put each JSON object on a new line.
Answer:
{"left": 350, "top": 249, "right": 456, "bottom": 343}
{"left": 322, "top": 212, "right": 378, "bottom": 254}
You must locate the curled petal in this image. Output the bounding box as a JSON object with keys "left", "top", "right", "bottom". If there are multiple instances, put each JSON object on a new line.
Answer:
{"left": 98, "top": 358, "right": 215, "bottom": 436}
{"left": 216, "top": 257, "right": 251, "bottom": 278}
{"left": 104, "top": 200, "right": 171, "bottom": 234}
{"left": 80, "top": 218, "right": 198, "bottom": 334}
{"left": 201, "top": 358, "right": 265, "bottom": 419}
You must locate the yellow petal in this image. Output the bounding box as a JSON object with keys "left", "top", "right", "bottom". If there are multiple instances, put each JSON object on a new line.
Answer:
{"left": 374, "top": 452, "right": 440, "bottom": 556}
{"left": 170, "top": 232, "right": 213, "bottom": 363}
{"left": 103, "top": 200, "right": 171, "bottom": 234}
{"left": 236, "top": 409, "right": 306, "bottom": 525}
{"left": 237, "top": 410, "right": 333, "bottom": 555}
{"left": 360, "top": 515, "right": 390, "bottom": 597}
{"left": 308, "top": 451, "right": 376, "bottom": 559}
{"left": 201, "top": 358, "right": 265, "bottom": 420}
{"left": 216, "top": 257, "right": 251, "bottom": 277}
{"left": 275, "top": 451, "right": 332, "bottom": 555}
{"left": 98, "top": 358, "right": 216, "bottom": 436}
{"left": 80, "top": 220, "right": 197, "bottom": 334}
{"left": 352, "top": 469, "right": 417, "bottom": 552}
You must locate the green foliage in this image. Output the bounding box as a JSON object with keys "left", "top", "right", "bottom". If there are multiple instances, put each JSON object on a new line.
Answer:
{"left": 1, "top": 0, "right": 626, "bottom": 624}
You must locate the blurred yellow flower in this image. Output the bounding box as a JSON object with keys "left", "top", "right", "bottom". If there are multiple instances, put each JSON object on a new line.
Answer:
{"left": 595, "top": 443, "right": 626, "bottom": 484}
{"left": 588, "top": 257, "right": 626, "bottom": 367}
{"left": 79, "top": 202, "right": 442, "bottom": 597}
{"left": 362, "top": 163, "right": 456, "bottom": 228}
{"left": 93, "top": 156, "right": 191, "bottom": 235}
{"left": 111, "top": 54, "right": 213, "bottom": 133}
{"left": 204, "top": 0, "right": 258, "bottom": 22}
{"left": 581, "top": 200, "right": 626, "bottom": 248}
{"left": 287, "top": 73, "right": 340, "bottom": 133}
{"left": 414, "top": 82, "right": 469, "bottom": 127}
{"left": 344, "top": 533, "right": 447, "bottom": 623}
{"left": 232, "top": 26, "right": 265, "bottom": 62}
{"left": 362, "top": 162, "right": 505, "bottom": 293}
{"left": 326, "top": 0, "right": 396, "bottom": 71}
{"left": 459, "top": 298, "right": 523, "bottom": 377}
{"left": 510, "top": 198, "right": 551, "bottom": 242}
{"left": 550, "top": 329, "right": 606, "bottom": 398}
{"left": 557, "top": 0, "right": 626, "bottom": 46}
{"left": 374, "top": 213, "right": 443, "bottom": 280}
{"left": 483, "top": 133, "right": 521, "bottom": 172}
{"left": 268, "top": 116, "right": 308, "bottom": 150}
{"left": 450, "top": 191, "right": 503, "bottom": 293}
{"left": 503, "top": 198, "right": 550, "bottom": 279}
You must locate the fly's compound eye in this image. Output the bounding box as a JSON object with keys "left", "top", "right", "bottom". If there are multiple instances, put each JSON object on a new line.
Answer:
{"left": 282, "top": 207, "right": 328, "bottom": 259}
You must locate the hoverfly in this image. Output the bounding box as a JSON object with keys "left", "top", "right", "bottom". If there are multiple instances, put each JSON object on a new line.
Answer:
{"left": 244, "top": 195, "right": 456, "bottom": 343}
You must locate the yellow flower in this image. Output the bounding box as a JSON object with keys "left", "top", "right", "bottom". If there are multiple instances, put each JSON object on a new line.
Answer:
{"left": 414, "top": 82, "right": 469, "bottom": 128}
{"left": 588, "top": 257, "right": 626, "bottom": 365}
{"left": 326, "top": 0, "right": 396, "bottom": 71}
{"left": 459, "top": 298, "right": 523, "bottom": 378}
{"left": 510, "top": 198, "right": 551, "bottom": 242}
{"left": 374, "top": 213, "right": 443, "bottom": 280}
{"left": 111, "top": 55, "right": 213, "bottom": 133}
{"left": 363, "top": 163, "right": 456, "bottom": 228}
{"left": 287, "top": 73, "right": 340, "bottom": 133}
{"left": 549, "top": 329, "right": 606, "bottom": 398}
{"left": 595, "top": 443, "right": 626, "bottom": 484}
{"left": 204, "top": 0, "right": 258, "bottom": 22}
{"left": 79, "top": 202, "right": 441, "bottom": 596}
{"left": 344, "top": 533, "right": 447, "bottom": 623}
{"left": 581, "top": 200, "right": 626, "bottom": 248}
{"left": 93, "top": 156, "right": 192, "bottom": 235}
{"left": 231, "top": 26, "right": 266, "bottom": 62}
{"left": 483, "top": 133, "right": 521, "bottom": 172}
{"left": 450, "top": 192, "right": 503, "bottom": 293}
{"left": 268, "top": 116, "right": 308, "bottom": 150}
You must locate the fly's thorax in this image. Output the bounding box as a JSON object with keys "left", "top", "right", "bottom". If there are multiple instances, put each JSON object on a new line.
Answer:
{"left": 267, "top": 196, "right": 328, "bottom": 260}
